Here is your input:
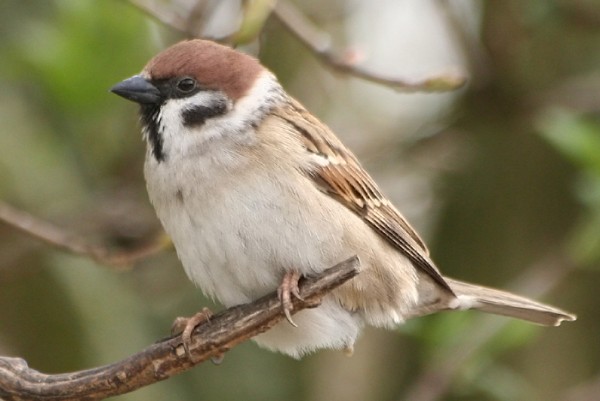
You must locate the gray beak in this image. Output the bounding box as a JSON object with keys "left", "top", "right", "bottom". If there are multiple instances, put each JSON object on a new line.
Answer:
{"left": 110, "top": 75, "right": 162, "bottom": 104}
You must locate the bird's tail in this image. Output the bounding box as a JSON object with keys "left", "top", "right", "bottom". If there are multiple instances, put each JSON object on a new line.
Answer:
{"left": 444, "top": 277, "right": 576, "bottom": 326}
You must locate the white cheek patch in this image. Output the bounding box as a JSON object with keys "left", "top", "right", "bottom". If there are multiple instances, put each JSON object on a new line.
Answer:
{"left": 157, "top": 92, "right": 231, "bottom": 157}
{"left": 153, "top": 71, "right": 285, "bottom": 162}
{"left": 159, "top": 92, "right": 227, "bottom": 135}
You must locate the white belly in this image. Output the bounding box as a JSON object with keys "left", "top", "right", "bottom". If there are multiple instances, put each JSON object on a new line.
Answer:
{"left": 145, "top": 153, "right": 369, "bottom": 356}
{"left": 144, "top": 145, "right": 419, "bottom": 357}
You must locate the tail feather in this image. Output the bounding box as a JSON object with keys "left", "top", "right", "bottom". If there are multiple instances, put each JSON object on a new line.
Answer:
{"left": 444, "top": 277, "right": 576, "bottom": 326}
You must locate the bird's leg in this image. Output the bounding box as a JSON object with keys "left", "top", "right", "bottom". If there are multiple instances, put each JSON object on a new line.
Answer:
{"left": 171, "top": 307, "right": 213, "bottom": 359}
{"left": 277, "top": 270, "right": 304, "bottom": 327}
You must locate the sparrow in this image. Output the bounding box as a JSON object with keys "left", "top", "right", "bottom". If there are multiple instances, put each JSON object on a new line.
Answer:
{"left": 111, "top": 39, "right": 576, "bottom": 358}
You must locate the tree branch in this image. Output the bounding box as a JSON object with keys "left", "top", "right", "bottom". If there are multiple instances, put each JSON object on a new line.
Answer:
{"left": 127, "top": 0, "right": 189, "bottom": 35}
{"left": 0, "top": 256, "right": 360, "bottom": 401}
{"left": 0, "top": 201, "right": 169, "bottom": 269}
{"left": 272, "top": 0, "right": 467, "bottom": 92}
{"left": 125, "top": 0, "right": 467, "bottom": 92}
{"left": 126, "top": 0, "right": 231, "bottom": 42}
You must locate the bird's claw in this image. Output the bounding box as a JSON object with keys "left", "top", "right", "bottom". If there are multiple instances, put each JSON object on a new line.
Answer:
{"left": 277, "top": 270, "right": 303, "bottom": 327}
{"left": 171, "top": 307, "right": 213, "bottom": 360}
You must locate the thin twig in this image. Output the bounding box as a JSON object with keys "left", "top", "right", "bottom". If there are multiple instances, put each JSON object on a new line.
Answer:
{"left": 0, "top": 256, "right": 360, "bottom": 401}
{"left": 126, "top": 0, "right": 231, "bottom": 42}
{"left": 125, "top": 0, "right": 466, "bottom": 91}
{"left": 272, "top": 0, "right": 467, "bottom": 92}
{"left": 127, "top": 0, "right": 189, "bottom": 34}
{"left": 184, "top": 0, "right": 212, "bottom": 38}
{"left": 0, "top": 201, "right": 168, "bottom": 269}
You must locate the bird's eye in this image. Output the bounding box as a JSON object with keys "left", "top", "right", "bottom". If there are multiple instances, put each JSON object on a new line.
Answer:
{"left": 176, "top": 77, "right": 197, "bottom": 93}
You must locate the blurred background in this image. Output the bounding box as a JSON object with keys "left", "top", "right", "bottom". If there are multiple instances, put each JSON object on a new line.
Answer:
{"left": 0, "top": 1, "right": 598, "bottom": 400}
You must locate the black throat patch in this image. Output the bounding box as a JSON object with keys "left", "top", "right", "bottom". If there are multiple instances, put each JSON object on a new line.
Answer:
{"left": 140, "top": 103, "right": 164, "bottom": 162}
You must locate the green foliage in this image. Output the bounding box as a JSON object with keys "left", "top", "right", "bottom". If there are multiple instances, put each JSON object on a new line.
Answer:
{"left": 538, "top": 109, "right": 600, "bottom": 265}
{"left": 538, "top": 110, "right": 600, "bottom": 174}
{"left": 232, "top": 0, "right": 276, "bottom": 45}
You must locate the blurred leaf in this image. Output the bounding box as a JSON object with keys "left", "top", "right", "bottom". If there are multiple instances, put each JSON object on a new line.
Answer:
{"left": 11, "top": 0, "right": 150, "bottom": 113}
{"left": 537, "top": 108, "right": 600, "bottom": 174}
{"left": 537, "top": 109, "right": 600, "bottom": 265}
{"left": 566, "top": 173, "right": 600, "bottom": 265}
{"left": 419, "top": 312, "right": 475, "bottom": 353}
{"left": 461, "top": 363, "right": 537, "bottom": 401}
{"left": 483, "top": 320, "right": 539, "bottom": 354}
{"left": 422, "top": 313, "right": 538, "bottom": 360}
{"left": 0, "top": 89, "right": 86, "bottom": 207}
{"left": 0, "top": 0, "right": 155, "bottom": 183}
{"left": 232, "top": 0, "right": 276, "bottom": 44}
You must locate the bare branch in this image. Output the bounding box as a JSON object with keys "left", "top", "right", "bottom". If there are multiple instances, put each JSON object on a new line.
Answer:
{"left": 0, "top": 256, "right": 360, "bottom": 401}
{"left": 127, "top": 0, "right": 189, "bottom": 35}
{"left": 0, "top": 201, "right": 168, "bottom": 269}
{"left": 272, "top": 1, "right": 467, "bottom": 92}
{"left": 184, "top": 0, "right": 213, "bottom": 38}
{"left": 125, "top": 0, "right": 466, "bottom": 91}
{"left": 126, "top": 0, "right": 232, "bottom": 42}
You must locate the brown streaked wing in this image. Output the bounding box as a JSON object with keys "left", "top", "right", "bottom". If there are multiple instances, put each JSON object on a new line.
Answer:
{"left": 273, "top": 99, "right": 453, "bottom": 293}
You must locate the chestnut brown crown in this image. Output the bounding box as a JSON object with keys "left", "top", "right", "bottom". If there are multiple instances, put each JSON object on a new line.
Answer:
{"left": 143, "top": 39, "right": 264, "bottom": 101}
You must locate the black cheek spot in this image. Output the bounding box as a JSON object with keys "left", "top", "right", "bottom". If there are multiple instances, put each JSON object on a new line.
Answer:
{"left": 182, "top": 100, "right": 228, "bottom": 127}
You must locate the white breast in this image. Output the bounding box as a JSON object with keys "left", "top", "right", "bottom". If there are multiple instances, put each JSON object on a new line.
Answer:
{"left": 144, "top": 136, "right": 367, "bottom": 356}
{"left": 147, "top": 155, "right": 342, "bottom": 304}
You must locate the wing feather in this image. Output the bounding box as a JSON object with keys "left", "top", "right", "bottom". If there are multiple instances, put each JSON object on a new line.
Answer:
{"left": 273, "top": 99, "right": 452, "bottom": 292}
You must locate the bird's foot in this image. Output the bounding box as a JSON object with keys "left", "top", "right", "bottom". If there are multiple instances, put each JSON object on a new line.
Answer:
{"left": 171, "top": 307, "right": 213, "bottom": 360}
{"left": 277, "top": 270, "right": 304, "bottom": 327}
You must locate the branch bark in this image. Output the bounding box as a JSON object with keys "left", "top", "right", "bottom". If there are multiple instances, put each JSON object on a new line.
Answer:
{"left": 0, "top": 256, "right": 359, "bottom": 401}
{"left": 272, "top": 1, "right": 467, "bottom": 92}
{"left": 125, "top": 0, "right": 467, "bottom": 92}
{"left": 0, "top": 201, "right": 168, "bottom": 269}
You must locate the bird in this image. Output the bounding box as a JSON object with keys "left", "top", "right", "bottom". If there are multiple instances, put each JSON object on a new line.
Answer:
{"left": 111, "top": 39, "right": 576, "bottom": 358}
